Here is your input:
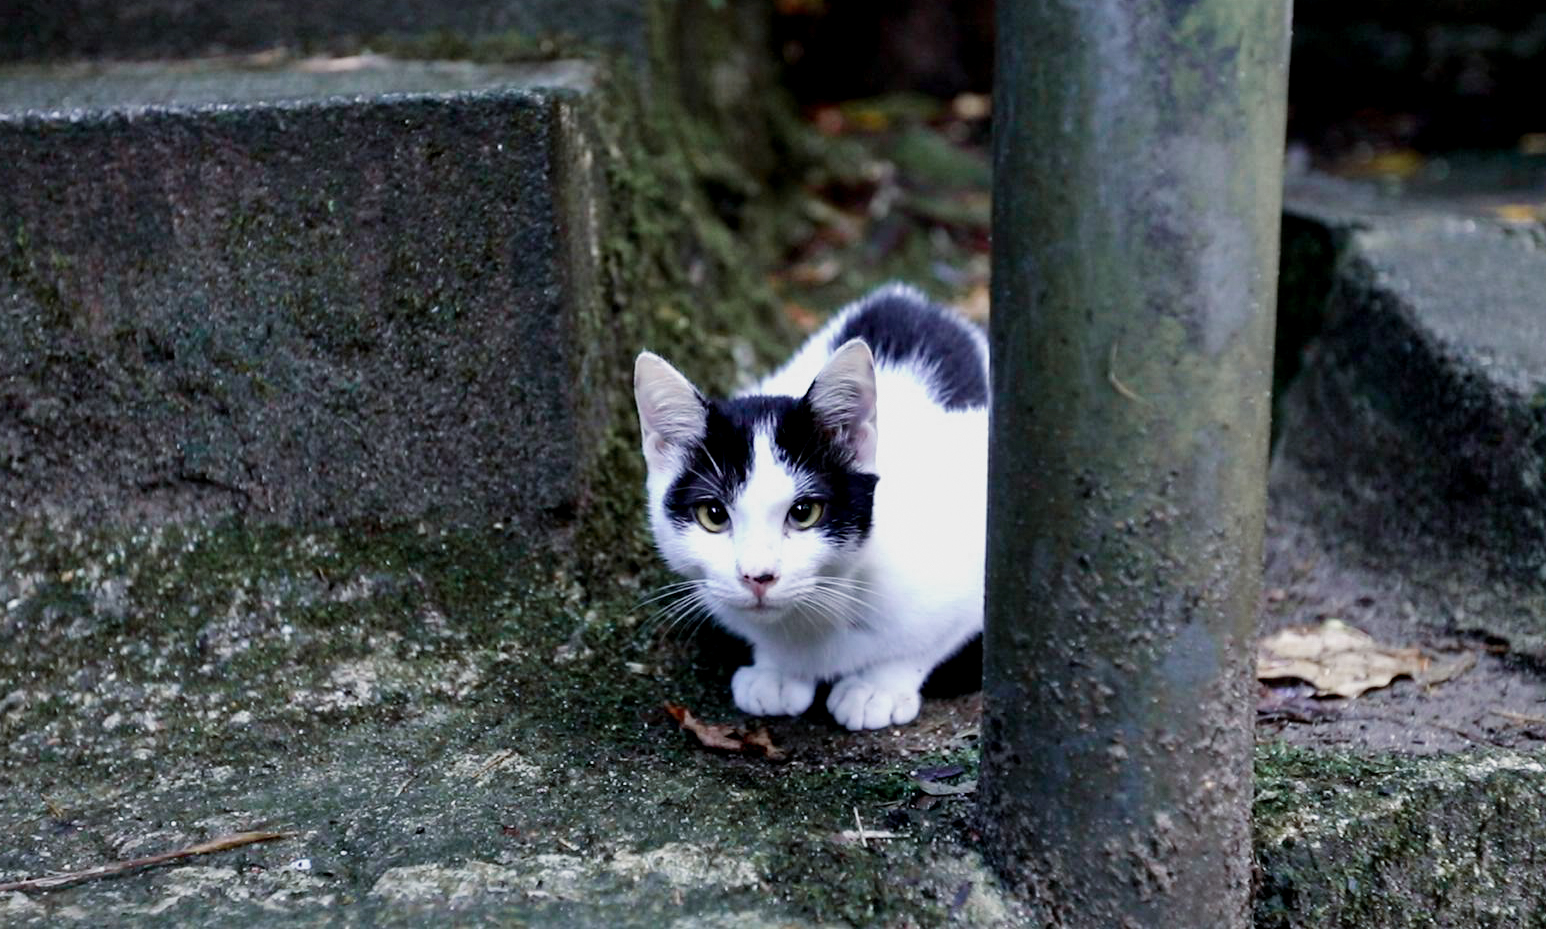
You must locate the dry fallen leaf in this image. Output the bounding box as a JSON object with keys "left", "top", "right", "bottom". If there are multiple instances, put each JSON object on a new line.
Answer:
{"left": 950, "top": 92, "right": 991, "bottom": 121}
{"left": 915, "top": 778, "right": 977, "bottom": 797}
{"left": 741, "top": 727, "right": 788, "bottom": 761}
{"left": 785, "top": 258, "right": 841, "bottom": 287}
{"left": 1490, "top": 203, "right": 1544, "bottom": 225}
{"left": 957, "top": 282, "right": 990, "bottom": 323}
{"left": 1336, "top": 148, "right": 1424, "bottom": 180}
{"left": 779, "top": 302, "right": 822, "bottom": 333}
{"left": 1257, "top": 680, "right": 1343, "bottom": 723}
{"left": 1257, "top": 619, "right": 1472, "bottom": 699}
{"left": 664, "top": 702, "right": 787, "bottom": 762}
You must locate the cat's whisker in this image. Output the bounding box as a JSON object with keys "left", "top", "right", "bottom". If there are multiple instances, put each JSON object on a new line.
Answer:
{"left": 639, "top": 580, "right": 717, "bottom": 640}
{"left": 805, "top": 578, "right": 875, "bottom": 603}
{"left": 654, "top": 587, "right": 706, "bottom": 623}
{"left": 810, "top": 575, "right": 879, "bottom": 595}
{"left": 635, "top": 579, "right": 707, "bottom": 610}
{"left": 802, "top": 585, "right": 866, "bottom": 614}
{"left": 793, "top": 581, "right": 871, "bottom": 631}
{"left": 639, "top": 600, "right": 702, "bottom": 634}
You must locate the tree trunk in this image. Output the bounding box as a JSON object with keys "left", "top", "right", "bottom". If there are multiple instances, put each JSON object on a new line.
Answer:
{"left": 980, "top": 2, "right": 1291, "bottom": 926}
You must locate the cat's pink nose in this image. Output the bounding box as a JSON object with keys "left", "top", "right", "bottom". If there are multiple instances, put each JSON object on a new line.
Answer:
{"left": 741, "top": 572, "right": 778, "bottom": 600}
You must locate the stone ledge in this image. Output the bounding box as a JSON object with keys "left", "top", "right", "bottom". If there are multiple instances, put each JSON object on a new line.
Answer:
{"left": 1255, "top": 744, "right": 1546, "bottom": 928}
{"left": 0, "top": 56, "right": 609, "bottom": 539}
{"left": 1, "top": 0, "right": 649, "bottom": 63}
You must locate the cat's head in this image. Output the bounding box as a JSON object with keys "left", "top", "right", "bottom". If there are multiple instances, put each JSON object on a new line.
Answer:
{"left": 633, "top": 341, "right": 879, "bottom": 628}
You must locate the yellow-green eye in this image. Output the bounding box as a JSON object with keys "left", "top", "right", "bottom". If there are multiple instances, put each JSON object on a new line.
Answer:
{"left": 694, "top": 501, "right": 730, "bottom": 533}
{"left": 788, "top": 499, "right": 824, "bottom": 530}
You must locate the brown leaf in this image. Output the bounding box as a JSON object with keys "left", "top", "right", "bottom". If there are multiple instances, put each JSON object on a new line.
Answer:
{"left": 1257, "top": 619, "right": 1471, "bottom": 699}
{"left": 912, "top": 764, "right": 966, "bottom": 782}
{"left": 950, "top": 93, "right": 991, "bottom": 121}
{"left": 741, "top": 727, "right": 788, "bottom": 762}
{"left": 1491, "top": 203, "right": 1543, "bottom": 225}
{"left": 957, "top": 282, "right": 990, "bottom": 323}
{"left": 786, "top": 258, "right": 841, "bottom": 287}
{"left": 1256, "top": 680, "right": 1341, "bottom": 723}
{"left": 916, "top": 778, "right": 976, "bottom": 797}
{"left": 1419, "top": 650, "right": 1477, "bottom": 687}
{"left": 1335, "top": 147, "right": 1424, "bottom": 180}
{"left": 781, "top": 302, "right": 822, "bottom": 333}
{"left": 776, "top": 0, "right": 826, "bottom": 14}
{"left": 810, "top": 106, "right": 845, "bottom": 137}
{"left": 664, "top": 702, "right": 787, "bottom": 761}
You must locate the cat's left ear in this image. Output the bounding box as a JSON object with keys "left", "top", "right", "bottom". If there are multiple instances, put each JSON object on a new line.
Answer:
{"left": 806, "top": 338, "right": 878, "bottom": 471}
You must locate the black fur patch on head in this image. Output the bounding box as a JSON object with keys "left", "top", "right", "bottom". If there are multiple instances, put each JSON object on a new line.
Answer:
{"left": 662, "top": 393, "right": 878, "bottom": 547}
{"left": 662, "top": 396, "right": 789, "bottom": 525}
{"left": 774, "top": 398, "right": 878, "bottom": 545}
{"left": 830, "top": 288, "right": 987, "bottom": 410}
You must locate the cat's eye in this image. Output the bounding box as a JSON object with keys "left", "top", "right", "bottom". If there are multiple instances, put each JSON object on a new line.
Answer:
{"left": 788, "top": 499, "right": 825, "bottom": 530}
{"left": 694, "top": 501, "right": 730, "bottom": 533}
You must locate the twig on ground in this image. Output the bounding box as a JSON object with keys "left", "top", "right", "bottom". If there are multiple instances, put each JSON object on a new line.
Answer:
{"left": 1489, "top": 708, "right": 1546, "bottom": 726}
{"left": 0, "top": 831, "right": 294, "bottom": 893}
{"left": 1107, "top": 342, "right": 1151, "bottom": 406}
{"left": 832, "top": 807, "right": 901, "bottom": 845}
{"left": 473, "top": 749, "right": 517, "bottom": 782}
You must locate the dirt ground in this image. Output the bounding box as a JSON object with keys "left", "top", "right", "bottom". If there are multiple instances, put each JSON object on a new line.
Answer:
{"left": 1259, "top": 492, "right": 1546, "bottom": 755}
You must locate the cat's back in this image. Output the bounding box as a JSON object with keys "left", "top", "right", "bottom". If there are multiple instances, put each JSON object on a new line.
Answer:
{"left": 752, "top": 284, "right": 988, "bottom": 408}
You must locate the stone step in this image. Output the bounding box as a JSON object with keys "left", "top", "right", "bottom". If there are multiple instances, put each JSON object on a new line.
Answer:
{"left": 2, "top": 0, "right": 648, "bottom": 63}
{"left": 0, "top": 55, "right": 611, "bottom": 542}
{"left": 1272, "top": 173, "right": 1546, "bottom": 655}
{"left": 1261, "top": 175, "right": 1546, "bottom": 921}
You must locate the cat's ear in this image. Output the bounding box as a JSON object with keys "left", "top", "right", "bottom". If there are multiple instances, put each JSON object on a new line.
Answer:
{"left": 634, "top": 351, "right": 708, "bottom": 472}
{"left": 806, "top": 339, "right": 878, "bottom": 471}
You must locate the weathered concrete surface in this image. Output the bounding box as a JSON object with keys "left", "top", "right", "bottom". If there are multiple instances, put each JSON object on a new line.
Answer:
{"left": 0, "top": 56, "right": 596, "bottom": 110}
{"left": 0, "top": 57, "right": 614, "bottom": 540}
{"left": 1, "top": 0, "right": 649, "bottom": 63}
{"left": 1270, "top": 175, "right": 1546, "bottom": 664}
{"left": 0, "top": 521, "right": 1013, "bottom": 928}
{"left": 4, "top": 514, "right": 1546, "bottom": 928}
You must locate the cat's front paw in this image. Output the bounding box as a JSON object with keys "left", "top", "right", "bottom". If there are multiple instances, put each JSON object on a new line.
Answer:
{"left": 827, "top": 677, "right": 922, "bottom": 731}
{"left": 732, "top": 666, "right": 816, "bottom": 718}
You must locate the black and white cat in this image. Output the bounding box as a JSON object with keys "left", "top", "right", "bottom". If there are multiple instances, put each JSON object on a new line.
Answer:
{"left": 633, "top": 284, "right": 987, "bottom": 730}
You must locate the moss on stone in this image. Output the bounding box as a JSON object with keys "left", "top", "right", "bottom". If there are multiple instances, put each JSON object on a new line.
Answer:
{"left": 0, "top": 507, "right": 1012, "bottom": 927}
{"left": 1253, "top": 742, "right": 1546, "bottom": 928}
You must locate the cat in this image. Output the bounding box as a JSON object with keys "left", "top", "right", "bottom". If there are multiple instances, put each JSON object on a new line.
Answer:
{"left": 633, "top": 283, "right": 987, "bottom": 730}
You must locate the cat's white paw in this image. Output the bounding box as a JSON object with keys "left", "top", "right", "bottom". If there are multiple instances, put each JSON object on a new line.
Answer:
{"left": 732, "top": 666, "right": 816, "bottom": 718}
{"left": 827, "top": 677, "right": 922, "bottom": 731}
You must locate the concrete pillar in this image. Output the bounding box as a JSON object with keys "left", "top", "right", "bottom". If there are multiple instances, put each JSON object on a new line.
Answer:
{"left": 981, "top": 2, "right": 1292, "bottom": 924}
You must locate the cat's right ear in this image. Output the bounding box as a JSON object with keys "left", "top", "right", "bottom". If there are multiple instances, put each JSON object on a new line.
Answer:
{"left": 634, "top": 352, "right": 708, "bottom": 473}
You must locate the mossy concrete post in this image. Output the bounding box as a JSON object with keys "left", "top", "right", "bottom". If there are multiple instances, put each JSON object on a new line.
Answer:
{"left": 981, "top": 1, "right": 1291, "bottom": 925}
